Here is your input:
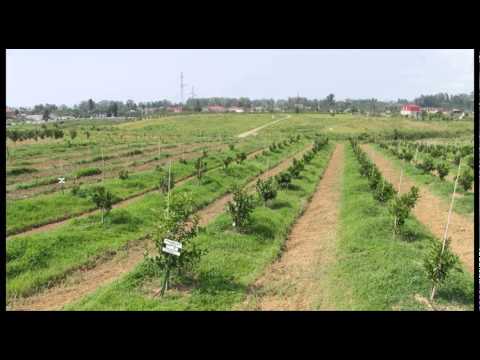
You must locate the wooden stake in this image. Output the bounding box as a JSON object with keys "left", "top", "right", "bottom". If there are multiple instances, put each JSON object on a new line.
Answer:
{"left": 101, "top": 147, "right": 105, "bottom": 183}
{"left": 398, "top": 166, "right": 404, "bottom": 195}
{"left": 430, "top": 160, "right": 462, "bottom": 301}
{"left": 167, "top": 160, "right": 172, "bottom": 212}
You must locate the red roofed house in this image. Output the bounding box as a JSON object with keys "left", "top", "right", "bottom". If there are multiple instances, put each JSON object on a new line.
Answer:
{"left": 400, "top": 104, "right": 421, "bottom": 118}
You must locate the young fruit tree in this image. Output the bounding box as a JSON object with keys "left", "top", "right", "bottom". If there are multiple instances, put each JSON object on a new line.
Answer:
{"left": 90, "top": 186, "right": 115, "bottom": 224}
{"left": 458, "top": 168, "right": 473, "bottom": 191}
{"left": 223, "top": 156, "right": 233, "bottom": 170}
{"left": 226, "top": 186, "right": 255, "bottom": 230}
{"left": 195, "top": 157, "right": 207, "bottom": 180}
{"left": 119, "top": 169, "right": 129, "bottom": 180}
{"left": 373, "top": 178, "right": 397, "bottom": 203}
{"left": 159, "top": 168, "right": 174, "bottom": 194}
{"left": 419, "top": 156, "right": 435, "bottom": 173}
{"left": 236, "top": 152, "right": 247, "bottom": 164}
{"left": 423, "top": 237, "right": 459, "bottom": 302}
{"left": 435, "top": 162, "right": 449, "bottom": 181}
{"left": 275, "top": 171, "right": 292, "bottom": 189}
{"left": 256, "top": 178, "right": 277, "bottom": 206}
{"left": 145, "top": 192, "right": 204, "bottom": 297}
{"left": 389, "top": 186, "right": 420, "bottom": 235}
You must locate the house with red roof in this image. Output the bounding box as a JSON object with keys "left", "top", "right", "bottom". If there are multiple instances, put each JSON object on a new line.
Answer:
{"left": 400, "top": 104, "right": 421, "bottom": 118}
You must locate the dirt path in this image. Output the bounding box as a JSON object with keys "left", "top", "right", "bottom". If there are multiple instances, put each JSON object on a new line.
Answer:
{"left": 240, "top": 144, "right": 344, "bottom": 310}
{"left": 237, "top": 115, "right": 290, "bottom": 138}
{"left": 362, "top": 144, "right": 474, "bottom": 274}
{"left": 7, "top": 146, "right": 267, "bottom": 241}
{"left": 7, "top": 145, "right": 312, "bottom": 310}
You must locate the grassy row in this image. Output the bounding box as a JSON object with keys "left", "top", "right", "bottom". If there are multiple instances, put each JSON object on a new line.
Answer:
{"left": 372, "top": 144, "right": 474, "bottom": 215}
{"left": 6, "top": 138, "right": 283, "bottom": 236}
{"left": 6, "top": 139, "right": 311, "bottom": 300}
{"left": 66, "top": 143, "right": 334, "bottom": 310}
{"left": 324, "top": 145, "right": 473, "bottom": 310}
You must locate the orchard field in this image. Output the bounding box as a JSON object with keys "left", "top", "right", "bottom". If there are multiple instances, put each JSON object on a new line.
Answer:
{"left": 5, "top": 113, "right": 475, "bottom": 310}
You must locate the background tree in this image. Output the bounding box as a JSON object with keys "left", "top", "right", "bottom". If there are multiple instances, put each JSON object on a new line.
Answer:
{"left": 42, "top": 108, "right": 50, "bottom": 121}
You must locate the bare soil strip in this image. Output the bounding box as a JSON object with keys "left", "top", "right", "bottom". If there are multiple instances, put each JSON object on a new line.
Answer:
{"left": 240, "top": 144, "right": 344, "bottom": 310}
{"left": 8, "top": 146, "right": 312, "bottom": 310}
{"left": 7, "top": 146, "right": 266, "bottom": 241}
{"left": 362, "top": 144, "right": 473, "bottom": 274}
{"left": 237, "top": 115, "right": 290, "bottom": 138}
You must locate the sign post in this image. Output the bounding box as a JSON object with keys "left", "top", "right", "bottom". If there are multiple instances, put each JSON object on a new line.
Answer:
{"left": 58, "top": 177, "right": 65, "bottom": 194}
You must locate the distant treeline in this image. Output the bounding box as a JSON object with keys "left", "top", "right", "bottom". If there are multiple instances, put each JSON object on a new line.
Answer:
{"left": 10, "top": 92, "right": 474, "bottom": 118}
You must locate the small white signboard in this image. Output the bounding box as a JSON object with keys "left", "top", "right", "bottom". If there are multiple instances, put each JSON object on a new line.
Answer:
{"left": 162, "top": 246, "right": 180, "bottom": 256}
{"left": 162, "top": 239, "right": 182, "bottom": 256}
{"left": 164, "top": 239, "right": 182, "bottom": 249}
{"left": 58, "top": 177, "right": 65, "bottom": 184}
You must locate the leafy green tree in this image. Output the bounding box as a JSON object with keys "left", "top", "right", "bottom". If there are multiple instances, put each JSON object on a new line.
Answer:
{"left": 418, "top": 155, "right": 435, "bottom": 173}
{"left": 256, "top": 178, "right": 277, "bottom": 206}
{"left": 236, "top": 152, "right": 247, "bottom": 164}
{"left": 90, "top": 186, "right": 115, "bottom": 224}
{"left": 42, "top": 108, "right": 50, "bottom": 121}
{"left": 146, "top": 193, "right": 204, "bottom": 297}
{"left": 88, "top": 99, "right": 95, "bottom": 113}
{"left": 389, "top": 186, "right": 420, "bottom": 234}
{"left": 226, "top": 186, "right": 255, "bottom": 230}
{"left": 275, "top": 172, "right": 292, "bottom": 189}
{"left": 373, "top": 179, "right": 396, "bottom": 203}
{"left": 458, "top": 168, "right": 473, "bottom": 191}
{"left": 223, "top": 156, "right": 233, "bottom": 170}
{"left": 435, "top": 162, "right": 449, "bottom": 181}
{"left": 119, "top": 170, "right": 129, "bottom": 180}
{"left": 424, "top": 238, "right": 459, "bottom": 301}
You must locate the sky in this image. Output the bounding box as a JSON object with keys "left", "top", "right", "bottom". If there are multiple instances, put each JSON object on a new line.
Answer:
{"left": 6, "top": 49, "right": 474, "bottom": 107}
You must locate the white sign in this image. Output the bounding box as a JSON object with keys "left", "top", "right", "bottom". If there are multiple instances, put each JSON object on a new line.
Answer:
{"left": 162, "top": 246, "right": 180, "bottom": 256}
{"left": 162, "top": 238, "right": 182, "bottom": 256}
{"left": 164, "top": 239, "right": 182, "bottom": 249}
{"left": 58, "top": 177, "right": 65, "bottom": 184}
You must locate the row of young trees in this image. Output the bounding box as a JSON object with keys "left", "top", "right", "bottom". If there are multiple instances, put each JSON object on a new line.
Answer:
{"left": 378, "top": 141, "right": 474, "bottom": 191}
{"left": 144, "top": 134, "right": 326, "bottom": 296}
{"left": 349, "top": 138, "right": 460, "bottom": 302}
{"left": 6, "top": 127, "right": 65, "bottom": 143}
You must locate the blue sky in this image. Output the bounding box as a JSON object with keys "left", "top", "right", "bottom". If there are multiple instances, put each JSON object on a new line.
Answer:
{"left": 6, "top": 49, "right": 474, "bottom": 107}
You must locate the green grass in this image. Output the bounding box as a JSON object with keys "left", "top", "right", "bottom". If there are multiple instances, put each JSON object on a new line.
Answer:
{"left": 6, "top": 167, "right": 39, "bottom": 176}
{"left": 75, "top": 167, "right": 102, "bottom": 178}
{"left": 6, "top": 137, "right": 294, "bottom": 235}
{"left": 65, "top": 144, "right": 334, "bottom": 310}
{"left": 324, "top": 145, "right": 473, "bottom": 310}
{"left": 372, "top": 144, "right": 474, "bottom": 216}
{"left": 6, "top": 139, "right": 312, "bottom": 299}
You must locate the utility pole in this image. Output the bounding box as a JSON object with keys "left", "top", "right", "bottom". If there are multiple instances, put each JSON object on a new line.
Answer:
{"left": 180, "top": 72, "right": 188, "bottom": 106}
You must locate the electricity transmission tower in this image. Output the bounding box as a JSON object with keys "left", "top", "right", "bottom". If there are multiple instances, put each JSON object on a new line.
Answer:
{"left": 180, "top": 72, "right": 188, "bottom": 105}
